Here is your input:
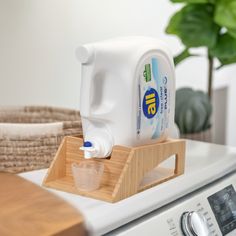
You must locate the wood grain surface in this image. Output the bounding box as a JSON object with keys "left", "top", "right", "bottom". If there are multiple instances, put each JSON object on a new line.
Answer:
{"left": 44, "top": 136, "right": 186, "bottom": 203}
{"left": 0, "top": 173, "right": 86, "bottom": 236}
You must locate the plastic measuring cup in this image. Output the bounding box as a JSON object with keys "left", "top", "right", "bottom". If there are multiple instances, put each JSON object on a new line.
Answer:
{"left": 71, "top": 161, "right": 104, "bottom": 191}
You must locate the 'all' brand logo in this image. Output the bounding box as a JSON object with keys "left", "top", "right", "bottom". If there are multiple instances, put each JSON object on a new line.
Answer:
{"left": 142, "top": 88, "right": 159, "bottom": 119}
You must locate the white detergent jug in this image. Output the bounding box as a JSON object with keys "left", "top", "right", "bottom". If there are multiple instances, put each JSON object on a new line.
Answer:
{"left": 76, "top": 37, "right": 175, "bottom": 158}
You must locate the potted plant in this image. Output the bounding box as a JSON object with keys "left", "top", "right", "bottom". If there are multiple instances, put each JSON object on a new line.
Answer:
{"left": 166, "top": 0, "right": 236, "bottom": 141}
{"left": 175, "top": 88, "right": 212, "bottom": 141}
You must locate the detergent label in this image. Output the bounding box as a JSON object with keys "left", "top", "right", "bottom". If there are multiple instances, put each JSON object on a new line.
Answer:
{"left": 137, "top": 57, "right": 171, "bottom": 140}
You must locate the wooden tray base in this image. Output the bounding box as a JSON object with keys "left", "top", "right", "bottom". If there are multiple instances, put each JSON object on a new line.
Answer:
{"left": 43, "top": 136, "right": 186, "bottom": 203}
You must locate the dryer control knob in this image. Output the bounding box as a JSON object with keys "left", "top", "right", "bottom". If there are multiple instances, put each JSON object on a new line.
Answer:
{"left": 181, "top": 211, "right": 209, "bottom": 236}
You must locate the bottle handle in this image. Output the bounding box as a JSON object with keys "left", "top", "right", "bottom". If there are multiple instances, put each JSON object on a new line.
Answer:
{"left": 79, "top": 65, "right": 94, "bottom": 117}
{"left": 76, "top": 46, "right": 95, "bottom": 117}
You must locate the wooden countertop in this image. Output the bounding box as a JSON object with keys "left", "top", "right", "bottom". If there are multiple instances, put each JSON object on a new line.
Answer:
{"left": 0, "top": 173, "right": 86, "bottom": 236}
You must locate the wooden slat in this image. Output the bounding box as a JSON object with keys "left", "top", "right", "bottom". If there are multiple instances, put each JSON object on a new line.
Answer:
{"left": 43, "top": 139, "right": 66, "bottom": 183}
{"left": 45, "top": 177, "right": 114, "bottom": 202}
{"left": 43, "top": 136, "right": 185, "bottom": 203}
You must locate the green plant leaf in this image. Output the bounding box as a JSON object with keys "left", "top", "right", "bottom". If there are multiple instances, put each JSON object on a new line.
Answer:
{"left": 188, "top": 98, "right": 208, "bottom": 133}
{"left": 171, "top": 0, "right": 209, "bottom": 3}
{"left": 175, "top": 88, "right": 194, "bottom": 134}
{"left": 214, "top": 0, "right": 236, "bottom": 30}
{"left": 175, "top": 88, "right": 212, "bottom": 134}
{"left": 166, "top": 4, "right": 220, "bottom": 48}
{"left": 228, "top": 28, "right": 236, "bottom": 39}
{"left": 174, "top": 48, "right": 201, "bottom": 65}
{"left": 195, "top": 91, "right": 212, "bottom": 130}
{"left": 174, "top": 48, "right": 191, "bottom": 65}
{"left": 210, "top": 33, "right": 236, "bottom": 65}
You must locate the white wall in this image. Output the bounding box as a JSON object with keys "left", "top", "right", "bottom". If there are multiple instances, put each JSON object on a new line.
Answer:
{"left": 0, "top": 0, "right": 235, "bottom": 145}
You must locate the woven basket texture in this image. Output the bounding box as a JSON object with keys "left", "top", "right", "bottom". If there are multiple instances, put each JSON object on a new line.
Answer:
{"left": 0, "top": 106, "right": 82, "bottom": 173}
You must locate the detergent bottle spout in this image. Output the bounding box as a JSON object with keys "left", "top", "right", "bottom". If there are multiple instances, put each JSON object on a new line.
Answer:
{"left": 80, "top": 141, "right": 96, "bottom": 159}
{"left": 80, "top": 127, "right": 114, "bottom": 159}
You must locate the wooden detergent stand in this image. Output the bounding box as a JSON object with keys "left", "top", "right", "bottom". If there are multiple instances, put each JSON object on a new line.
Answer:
{"left": 43, "top": 136, "right": 186, "bottom": 203}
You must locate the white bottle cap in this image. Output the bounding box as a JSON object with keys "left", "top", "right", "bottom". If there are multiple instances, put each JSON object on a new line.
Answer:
{"left": 80, "top": 128, "right": 113, "bottom": 158}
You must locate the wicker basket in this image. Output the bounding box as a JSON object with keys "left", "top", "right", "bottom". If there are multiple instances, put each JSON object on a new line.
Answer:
{"left": 0, "top": 106, "right": 82, "bottom": 173}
